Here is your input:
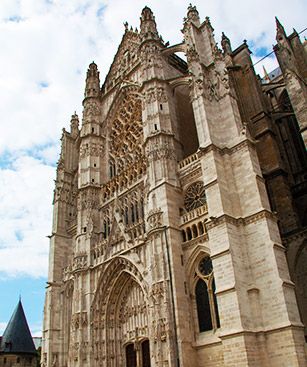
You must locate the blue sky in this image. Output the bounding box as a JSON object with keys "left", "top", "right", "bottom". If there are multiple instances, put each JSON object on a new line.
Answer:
{"left": 0, "top": 0, "right": 306, "bottom": 337}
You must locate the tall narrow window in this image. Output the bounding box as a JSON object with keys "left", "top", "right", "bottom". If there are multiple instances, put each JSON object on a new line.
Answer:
{"left": 195, "top": 256, "right": 220, "bottom": 332}
{"left": 126, "top": 343, "right": 136, "bottom": 367}
{"left": 141, "top": 339, "right": 151, "bottom": 367}
{"left": 196, "top": 279, "right": 212, "bottom": 332}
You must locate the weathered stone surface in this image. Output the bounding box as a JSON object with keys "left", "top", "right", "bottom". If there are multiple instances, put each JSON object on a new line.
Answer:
{"left": 42, "top": 6, "right": 307, "bottom": 367}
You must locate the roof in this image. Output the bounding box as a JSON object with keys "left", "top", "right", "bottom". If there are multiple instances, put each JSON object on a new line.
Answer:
{"left": 0, "top": 300, "right": 37, "bottom": 355}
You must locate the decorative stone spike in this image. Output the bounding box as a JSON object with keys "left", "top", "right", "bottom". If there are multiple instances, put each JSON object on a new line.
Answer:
{"left": 221, "top": 32, "right": 232, "bottom": 55}
{"left": 187, "top": 3, "right": 200, "bottom": 25}
{"left": 70, "top": 112, "right": 79, "bottom": 138}
{"left": 140, "top": 6, "right": 160, "bottom": 42}
{"left": 85, "top": 62, "right": 100, "bottom": 99}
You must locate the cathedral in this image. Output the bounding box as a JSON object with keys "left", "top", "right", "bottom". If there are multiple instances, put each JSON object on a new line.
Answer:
{"left": 42, "top": 5, "right": 307, "bottom": 367}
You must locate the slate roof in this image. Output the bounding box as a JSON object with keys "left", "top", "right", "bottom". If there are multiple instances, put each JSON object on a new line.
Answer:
{"left": 0, "top": 300, "right": 37, "bottom": 355}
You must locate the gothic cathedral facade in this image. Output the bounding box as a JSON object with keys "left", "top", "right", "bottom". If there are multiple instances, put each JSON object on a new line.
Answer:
{"left": 42, "top": 6, "right": 307, "bottom": 367}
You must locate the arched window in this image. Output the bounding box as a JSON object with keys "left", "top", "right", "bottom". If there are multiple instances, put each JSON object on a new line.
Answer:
{"left": 192, "top": 224, "right": 198, "bottom": 238}
{"left": 198, "top": 222, "right": 204, "bottom": 235}
{"left": 126, "top": 343, "right": 136, "bottom": 367}
{"left": 109, "top": 159, "right": 116, "bottom": 178}
{"left": 131, "top": 204, "right": 135, "bottom": 223}
{"left": 196, "top": 279, "right": 212, "bottom": 332}
{"left": 195, "top": 256, "right": 220, "bottom": 332}
{"left": 141, "top": 339, "right": 151, "bottom": 367}
{"left": 186, "top": 227, "right": 192, "bottom": 241}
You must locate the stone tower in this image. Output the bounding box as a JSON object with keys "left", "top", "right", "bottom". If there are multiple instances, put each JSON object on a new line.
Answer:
{"left": 42, "top": 6, "right": 307, "bottom": 367}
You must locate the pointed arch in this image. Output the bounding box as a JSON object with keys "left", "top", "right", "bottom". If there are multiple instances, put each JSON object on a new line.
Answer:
{"left": 104, "top": 86, "right": 145, "bottom": 178}
{"left": 91, "top": 257, "right": 149, "bottom": 366}
{"left": 185, "top": 247, "right": 220, "bottom": 335}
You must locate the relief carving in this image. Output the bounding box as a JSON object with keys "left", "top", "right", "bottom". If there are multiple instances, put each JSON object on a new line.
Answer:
{"left": 147, "top": 208, "right": 163, "bottom": 230}
{"left": 83, "top": 101, "right": 100, "bottom": 118}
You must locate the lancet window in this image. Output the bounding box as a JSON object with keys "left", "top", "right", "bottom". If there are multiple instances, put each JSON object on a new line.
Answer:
{"left": 194, "top": 256, "right": 220, "bottom": 332}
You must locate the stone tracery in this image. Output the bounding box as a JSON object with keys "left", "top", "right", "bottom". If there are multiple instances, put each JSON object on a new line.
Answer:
{"left": 109, "top": 92, "right": 144, "bottom": 176}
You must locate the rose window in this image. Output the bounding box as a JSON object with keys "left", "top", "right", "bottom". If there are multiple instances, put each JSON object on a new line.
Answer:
{"left": 184, "top": 181, "right": 206, "bottom": 212}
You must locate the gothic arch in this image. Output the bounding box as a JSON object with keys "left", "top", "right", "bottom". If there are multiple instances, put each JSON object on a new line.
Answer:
{"left": 105, "top": 85, "right": 143, "bottom": 130}
{"left": 185, "top": 248, "right": 220, "bottom": 336}
{"left": 92, "top": 256, "right": 148, "bottom": 307}
{"left": 91, "top": 257, "right": 149, "bottom": 367}
{"left": 185, "top": 245, "right": 211, "bottom": 279}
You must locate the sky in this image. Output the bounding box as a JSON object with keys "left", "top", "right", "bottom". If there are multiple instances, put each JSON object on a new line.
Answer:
{"left": 0, "top": 0, "right": 306, "bottom": 338}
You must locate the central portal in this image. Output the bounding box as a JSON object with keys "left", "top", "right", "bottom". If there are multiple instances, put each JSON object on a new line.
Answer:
{"left": 102, "top": 273, "right": 150, "bottom": 366}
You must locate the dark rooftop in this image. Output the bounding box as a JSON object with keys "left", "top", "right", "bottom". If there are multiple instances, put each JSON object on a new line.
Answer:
{"left": 0, "top": 300, "right": 37, "bottom": 355}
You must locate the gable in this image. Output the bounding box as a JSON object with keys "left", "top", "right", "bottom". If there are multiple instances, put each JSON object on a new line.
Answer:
{"left": 103, "top": 29, "right": 141, "bottom": 93}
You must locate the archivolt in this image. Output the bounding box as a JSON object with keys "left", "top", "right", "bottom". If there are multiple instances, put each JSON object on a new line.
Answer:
{"left": 91, "top": 256, "right": 148, "bottom": 310}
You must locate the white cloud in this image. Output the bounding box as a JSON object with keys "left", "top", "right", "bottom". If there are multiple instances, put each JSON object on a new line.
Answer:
{"left": 0, "top": 322, "right": 7, "bottom": 335}
{"left": 0, "top": 0, "right": 305, "bottom": 278}
{"left": 0, "top": 155, "right": 55, "bottom": 277}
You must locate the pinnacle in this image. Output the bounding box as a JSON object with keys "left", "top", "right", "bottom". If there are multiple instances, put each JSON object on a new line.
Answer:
{"left": 141, "top": 6, "right": 155, "bottom": 21}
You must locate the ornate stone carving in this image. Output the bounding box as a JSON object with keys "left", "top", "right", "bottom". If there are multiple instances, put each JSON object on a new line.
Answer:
{"left": 83, "top": 101, "right": 100, "bottom": 119}
{"left": 145, "top": 87, "right": 168, "bottom": 104}
{"left": 80, "top": 142, "right": 104, "bottom": 158}
{"left": 146, "top": 141, "right": 176, "bottom": 162}
{"left": 77, "top": 188, "right": 99, "bottom": 210}
{"left": 109, "top": 92, "right": 144, "bottom": 175}
{"left": 184, "top": 181, "right": 206, "bottom": 212}
{"left": 203, "top": 66, "right": 230, "bottom": 101}
{"left": 72, "top": 253, "right": 87, "bottom": 272}
{"left": 153, "top": 318, "right": 167, "bottom": 343}
{"left": 147, "top": 208, "right": 163, "bottom": 230}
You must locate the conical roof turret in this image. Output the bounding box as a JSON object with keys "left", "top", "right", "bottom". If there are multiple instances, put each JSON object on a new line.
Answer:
{"left": 0, "top": 300, "right": 37, "bottom": 355}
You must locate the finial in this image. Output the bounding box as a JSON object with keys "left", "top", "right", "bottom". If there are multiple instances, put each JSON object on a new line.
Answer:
{"left": 186, "top": 3, "right": 200, "bottom": 25}
{"left": 140, "top": 5, "right": 160, "bottom": 42}
{"left": 263, "top": 66, "right": 270, "bottom": 81}
{"left": 275, "top": 16, "right": 286, "bottom": 42}
{"left": 124, "top": 21, "right": 128, "bottom": 31}
{"left": 221, "top": 32, "right": 232, "bottom": 54}
{"left": 85, "top": 62, "right": 100, "bottom": 98}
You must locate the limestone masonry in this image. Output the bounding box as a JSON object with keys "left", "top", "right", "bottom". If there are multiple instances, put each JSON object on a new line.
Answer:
{"left": 42, "top": 6, "right": 307, "bottom": 367}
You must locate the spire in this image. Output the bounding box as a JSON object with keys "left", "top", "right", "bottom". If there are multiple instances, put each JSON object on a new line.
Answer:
{"left": 140, "top": 6, "right": 160, "bottom": 42}
{"left": 70, "top": 112, "right": 79, "bottom": 138}
{"left": 221, "top": 32, "right": 232, "bottom": 54}
{"left": 186, "top": 3, "right": 200, "bottom": 26}
{"left": 85, "top": 61, "right": 100, "bottom": 98}
{"left": 275, "top": 16, "right": 287, "bottom": 42}
{"left": 263, "top": 66, "right": 271, "bottom": 82}
{"left": 0, "top": 300, "right": 37, "bottom": 355}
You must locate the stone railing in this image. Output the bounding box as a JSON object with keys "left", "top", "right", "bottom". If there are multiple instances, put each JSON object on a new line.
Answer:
{"left": 178, "top": 152, "right": 198, "bottom": 169}
{"left": 180, "top": 203, "right": 208, "bottom": 225}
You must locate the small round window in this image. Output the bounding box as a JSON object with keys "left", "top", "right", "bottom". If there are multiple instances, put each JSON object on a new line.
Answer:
{"left": 198, "top": 257, "right": 213, "bottom": 277}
